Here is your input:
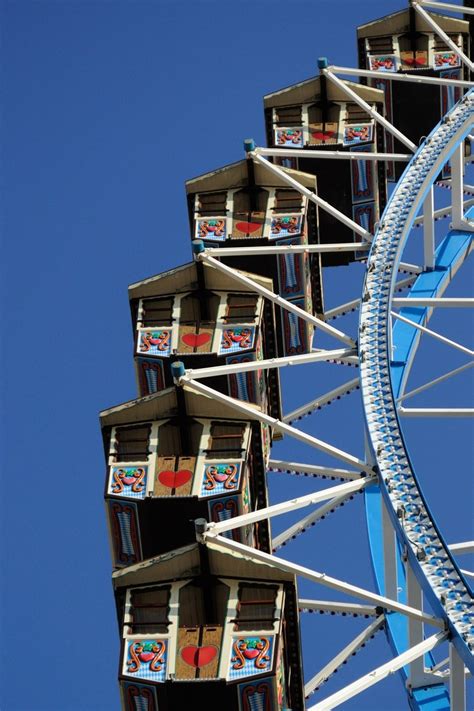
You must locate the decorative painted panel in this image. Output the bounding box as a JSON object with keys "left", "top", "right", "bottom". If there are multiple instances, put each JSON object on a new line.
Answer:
{"left": 238, "top": 678, "right": 276, "bottom": 711}
{"left": 400, "top": 50, "right": 428, "bottom": 70}
{"left": 343, "top": 123, "right": 373, "bottom": 147}
{"left": 308, "top": 122, "right": 338, "bottom": 145}
{"left": 124, "top": 640, "right": 167, "bottom": 683}
{"left": 270, "top": 214, "right": 303, "bottom": 240}
{"left": 218, "top": 326, "right": 255, "bottom": 355}
{"left": 280, "top": 299, "right": 310, "bottom": 355}
{"left": 368, "top": 54, "right": 398, "bottom": 72}
{"left": 196, "top": 217, "right": 227, "bottom": 241}
{"left": 199, "top": 462, "right": 241, "bottom": 498}
{"left": 351, "top": 145, "right": 374, "bottom": 203}
{"left": 277, "top": 244, "right": 305, "bottom": 299}
{"left": 137, "top": 358, "right": 165, "bottom": 396}
{"left": 176, "top": 626, "right": 222, "bottom": 680}
{"left": 231, "top": 215, "right": 266, "bottom": 239}
{"left": 369, "top": 76, "right": 394, "bottom": 180}
{"left": 153, "top": 456, "right": 195, "bottom": 497}
{"left": 209, "top": 495, "right": 240, "bottom": 541}
{"left": 122, "top": 681, "right": 158, "bottom": 711}
{"left": 177, "top": 326, "right": 214, "bottom": 354}
{"left": 434, "top": 51, "right": 461, "bottom": 71}
{"left": 229, "top": 636, "right": 274, "bottom": 681}
{"left": 109, "top": 466, "right": 147, "bottom": 499}
{"left": 353, "top": 202, "right": 376, "bottom": 237}
{"left": 108, "top": 500, "right": 142, "bottom": 568}
{"left": 137, "top": 329, "right": 171, "bottom": 357}
{"left": 227, "top": 353, "right": 257, "bottom": 403}
{"left": 274, "top": 128, "right": 304, "bottom": 147}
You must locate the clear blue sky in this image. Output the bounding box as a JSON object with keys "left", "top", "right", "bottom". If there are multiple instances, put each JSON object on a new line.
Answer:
{"left": 2, "top": 1, "right": 472, "bottom": 709}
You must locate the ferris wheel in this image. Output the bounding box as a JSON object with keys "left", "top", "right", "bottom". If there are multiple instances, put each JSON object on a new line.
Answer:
{"left": 175, "top": 3, "right": 474, "bottom": 709}
{"left": 103, "top": 1, "right": 473, "bottom": 709}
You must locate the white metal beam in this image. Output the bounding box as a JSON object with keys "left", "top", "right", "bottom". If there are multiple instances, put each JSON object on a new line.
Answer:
{"left": 282, "top": 377, "right": 360, "bottom": 423}
{"left": 423, "top": 187, "right": 435, "bottom": 270}
{"left": 204, "top": 478, "right": 369, "bottom": 536}
{"left": 201, "top": 533, "right": 445, "bottom": 627}
{"left": 272, "top": 492, "right": 357, "bottom": 550}
{"left": 203, "top": 243, "right": 370, "bottom": 256}
{"left": 451, "top": 144, "right": 468, "bottom": 230}
{"left": 299, "top": 599, "right": 379, "bottom": 617}
{"left": 396, "top": 361, "right": 474, "bottom": 403}
{"left": 449, "top": 541, "right": 474, "bottom": 555}
{"left": 305, "top": 615, "right": 385, "bottom": 697}
{"left": 328, "top": 63, "right": 473, "bottom": 88}
{"left": 182, "top": 348, "right": 356, "bottom": 381}
{"left": 268, "top": 460, "right": 362, "bottom": 480}
{"left": 413, "top": 198, "right": 474, "bottom": 226}
{"left": 251, "top": 151, "right": 372, "bottom": 239}
{"left": 198, "top": 252, "right": 356, "bottom": 347}
{"left": 420, "top": 0, "right": 474, "bottom": 13}
{"left": 391, "top": 310, "right": 474, "bottom": 356}
{"left": 253, "top": 146, "right": 411, "bottom": 161}
{"left": 399, "top": 407, "right": 474, "bottom": 417}
{"left": 307, "top": 631, "right": 447, "bottom": 710}
{"left": 184, "top": 378, "right": 371, "bottom": 470}
{"left": 412, "top": 2, "right": 474, "bottom": 73}
{"left": 382, "top": 498, "right": 398, "bottom": 600}
{"left": 324, "top": 275, "right": 418, "bottom": 321}
{"left": 323, "top": 69, "right": 417, "bottom": 152}
{"left": 393, "top": 298, "right": 474, "bottom": 308}
{"left": 449, "top": 644, "right": 466, "bottom": 711}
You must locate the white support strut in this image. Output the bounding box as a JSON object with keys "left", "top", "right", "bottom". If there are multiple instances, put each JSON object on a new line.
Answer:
{"left": 307, "top": 632, "right": 448, "bottom": 710}
{"left": 197, "top": 252, "right": 356, "bottom": 347}
{"left": 328, "top": 64, "right": 473, "bottom": 89}
{"left": 282, "top": 377, "right": 360, "bottom": 423}
{"left": 253, "top": 147, "right": 412, "bottom": 161}
{"left": 250, "top": 151, "right": 372, "bottom": 239}
{"left": 420, "top": 0, "right": 474, "bottom": 13}
{"left": 268, "top": 460, "right": 362, "bottom": 480}
{"left": 203, "top": 243, "right": 370, "bottom": 256}
{"left": 200, "top": 534, "right": 445, "bottom": 628}
{"left": 182, "top": 349, "right": 356, "bottom": 381}
{"left": 305, "top": 615, "right": 386, "bottom": 698}
{"left": 323, "top": 69, "right": 417, "bottom": 151}
{"left": 299, "top": 599, "right": 379, "bottom": 617}
{"left": 272, "top": 492, "right": 357, "bottom": 550}
{"left": 412, "top": 3, "right": 474, "bottom": 74}
{"left": 183, "top": 377, "right": 371, "bottom": 471}
{"left": 205, "top": 478, "right": 369, "bottom": 535}
{"left": 391, "top": 310, "right": 474, "bottom": 356}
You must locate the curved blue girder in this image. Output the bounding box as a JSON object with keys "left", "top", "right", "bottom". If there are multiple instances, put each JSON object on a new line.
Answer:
{"left": 360, "top": 89, "right": 474, "bottom": 709}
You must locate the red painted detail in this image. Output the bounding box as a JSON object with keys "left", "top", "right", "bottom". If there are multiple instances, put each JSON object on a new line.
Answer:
{"left": 180, "top": 645, "right": 218, "bottom": 668}
{"left": 235, "top": 222, "right": 261, "bottom": 234}
{"left": 182, "top": 332, "right": 211, "bottom": 348}
{"left": 158, "top": 470, "right": 193, "bottom": 488}
{"left": 139, "top": 652, "right": 155, "bottom": 662}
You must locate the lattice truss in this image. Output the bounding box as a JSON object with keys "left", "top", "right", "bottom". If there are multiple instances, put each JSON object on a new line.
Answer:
{"left": 165, "top": 3, "right": 474, "bottom": 708}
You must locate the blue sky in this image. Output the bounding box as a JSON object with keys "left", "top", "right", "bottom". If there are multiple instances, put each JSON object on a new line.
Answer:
{"left": 2, "top": 1, "right": 472, "bottom": 709}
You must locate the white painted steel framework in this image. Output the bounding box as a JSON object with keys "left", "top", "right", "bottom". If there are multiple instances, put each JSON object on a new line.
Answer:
{"left": 174, "top": 1, "right": 474, "bottom": 707}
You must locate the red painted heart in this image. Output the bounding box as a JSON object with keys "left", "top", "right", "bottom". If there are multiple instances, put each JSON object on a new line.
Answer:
{"left": 122, "top": 476, "right": 137, "bottom": 485}
{"left": 311, "top": 131, "right": 335, "bottom": 141}
{"left": 181, "top": 645, "right": 217, "bottom": 668}
{"left": 243, "top": 649, "right": 260, "bottom": 659}
{"left": 139, "top": 652, "right": 155, "bottom": 662}
{"left": 235, "top": 221, "right": 261, "bottom": 234}
{"left": 158, "top": 469, "right": 192, "bottom": 488}
{"left": 182, "top": 332, "right": 211, "bottom": 348}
